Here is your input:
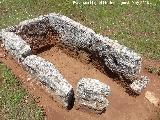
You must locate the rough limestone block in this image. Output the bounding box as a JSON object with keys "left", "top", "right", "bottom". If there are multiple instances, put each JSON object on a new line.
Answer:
{"left": 23, "top": 55, "right": 73, "bottom": 108}
{"left": 75, "top": 78, "right": 110, "bottom": 113}
{"left": 48, "top": 13, "right": 142, "bottom": 80}
{"left": 1, "top": 31, "right": 31, "bottom": 61}
{"left": 130, "top": 76, "right": 149, "bottom": 94}
{"left": 2, "top": 14, "right": 142, "bottom": 80}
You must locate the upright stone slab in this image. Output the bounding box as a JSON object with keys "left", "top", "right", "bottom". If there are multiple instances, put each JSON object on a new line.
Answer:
{"left": 1, "top": 31, "right": 31, "bottom": 61}
{"left": 23, "top": 55, "right": 73, "bottom": 108}
{"left": 48, "top": 13, "right": 142, "bottom": 80}
{"left": 75, "top": 78, "right": 110, "bottom": 113}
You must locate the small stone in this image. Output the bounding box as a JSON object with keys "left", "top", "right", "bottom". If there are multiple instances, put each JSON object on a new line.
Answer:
{"left": 130, "top": 76, "right": 149, "bottom": 94}
{"left": 75, "top": 78, "right": 110, "bottom": 113}
{"left": 145, "top": 91, "right": 159, "bottom": 107}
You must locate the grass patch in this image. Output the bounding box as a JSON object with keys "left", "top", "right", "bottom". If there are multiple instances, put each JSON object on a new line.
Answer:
{"left": 0, "top": 0, "right": 160, "bottom": 59}
{"left": 0, "top": 63, "right": 44, "bottom": 120}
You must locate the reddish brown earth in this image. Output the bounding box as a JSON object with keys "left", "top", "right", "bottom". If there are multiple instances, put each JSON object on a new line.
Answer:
{"left": 0, "top": 44, "right": 160, "bottom": 120}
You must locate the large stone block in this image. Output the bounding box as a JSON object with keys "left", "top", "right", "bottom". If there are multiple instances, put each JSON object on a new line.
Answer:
{"left": 75, "top": 78, "right": 110, "bottom": 113}
{"left": 23, "top": 55, "right": 73, "bottom": 108}
{"left": 2, "top": 13, "right": 148, "bottom": 93}
{"left": 1, "top": 31, "right": 31, "bottom": 61}
{"left": 48, "top": 13, "right": 142, "bottom": 80}
{"left": 3, "top": 14, "right": 142, "bottom": 80}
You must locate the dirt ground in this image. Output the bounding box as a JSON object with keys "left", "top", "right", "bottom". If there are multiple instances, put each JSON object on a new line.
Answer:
{"left": 0, "top": 44, "right": 160, "bottom": 120}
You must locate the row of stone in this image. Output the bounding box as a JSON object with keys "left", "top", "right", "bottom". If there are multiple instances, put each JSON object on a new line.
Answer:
{"left": 24, "top": 55, "right": 111, "bottom": 112}
{"left": 0, "top": 31, "right": 149, "bottom": 113}
{"left": 4, "top": 13, "right": 142, "bottom": 80}
{"left": 1, "top": 13, "right": 149, "bottom": 112}
{"left": 2, "top": 13, "right": 149, "bottom": 94}
{"left": 47, "top": 13, "right": 149, "bottom": 92}
{"left": 1, "top": 31, "right": 110, "bottom": 112}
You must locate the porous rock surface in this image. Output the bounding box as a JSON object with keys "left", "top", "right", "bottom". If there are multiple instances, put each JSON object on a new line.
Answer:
{"left": 75, "top": 78, "right": 110, "bottom": 113}
{"left": 4, "top": 13, "right": 142, "bottom": 80}
{"left": 48, "top": 13, "right": 142, "bottom": 80}
{"left": 14, "top": 16, "right": 59, "bottom": 53}
{"left": 130, "top": 76, "right": 149, "bottom": 94}
{"left": 1, "top": 13, "right": 149, "bottom": 93}
{"left": 1, "top": 31, "right": 31, "bottom": 61}
{"left": 23, "top": 55, "right": 73, "bottom": 108}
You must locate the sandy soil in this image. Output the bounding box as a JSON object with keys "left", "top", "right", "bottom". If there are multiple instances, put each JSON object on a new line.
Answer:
{"left": 0, "top": 45, "right": 160, "bottom": 120}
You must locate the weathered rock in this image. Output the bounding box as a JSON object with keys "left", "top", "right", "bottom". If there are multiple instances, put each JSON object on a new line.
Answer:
{"left": 4, "top": 13, "right": 142, "bottom": 81}
{"left": 2, "top": 13, "right": 148, "bottom": 93}
{"left": 48, "top": 13, "right": 142, "bottom": 80}
{"left": 130, "top": 76, "right": 149, "bottom": 94}
{"left": 75, "top": 78, "right": 110, "bottom": 113}
{"left": 23, "top": 55, "right": 73, "bottom": 108}
{"left": 1, "top": 31, "right": 31, "bottom": 61}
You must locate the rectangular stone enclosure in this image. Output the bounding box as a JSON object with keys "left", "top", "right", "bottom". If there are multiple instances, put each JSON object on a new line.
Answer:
{"left": 1, "top": 13, "right": 149, "bottom": 109}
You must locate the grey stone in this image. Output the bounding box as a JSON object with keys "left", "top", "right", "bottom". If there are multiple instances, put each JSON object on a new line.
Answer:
{"left": 23, "top": 55, "right": 73, "bottom": 108}
{"left": 48, "top": 13, "right": 142, "bottom": 80}
{"left": 130, "top": 76, "right": 149, "bottom": 94}
{"left": 2, "top": 13, "right": 148, "bottom": 93}
{"left": 4, "top": 13, "right": 142, "bottom": 81}
{"left": 1, "top": 31, "right": 31, "bottom": 61}
{"left": 16, "top": 15, "right": 49, "bottom": 36}
{"left": 75, "top": 78, "right": 110, "bottom": 112}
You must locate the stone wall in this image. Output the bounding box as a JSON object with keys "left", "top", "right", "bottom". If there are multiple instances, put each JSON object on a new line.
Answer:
{"left": 48, "top": 13, "right": 142, "bottom": 80}
{"left": 23, "top": 55, "right": 74, "bottom": 108}
{"left": 5, "top": 13, "right": 142, "bottom": 80}
{"left": 0, "top": 13, "right": 150, "bottom": 111}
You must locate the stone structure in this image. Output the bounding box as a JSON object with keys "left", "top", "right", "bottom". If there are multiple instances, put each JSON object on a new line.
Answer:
{"left": 23, "top": 55, "right": 74, "bottom": 108}
{"left": 75, "top": 78, "right": 110, "bottom": 113}
{"left": 3, "top": 13, "right": 142, "bottom": 81}
{"left": 48, "top": 13, "right": 142, "bottom": 80}
{"left": 0, "top": 13, "right": 150, "bottom": 110}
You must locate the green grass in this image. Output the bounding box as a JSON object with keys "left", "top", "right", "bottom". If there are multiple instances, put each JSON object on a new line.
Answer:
{"left": 0, "top": 1, "right": 159, "bottom": 119}
{"left": 0, "top": 0, "right": 160, "bottom": 59}
{"left": 0, "top": 63, "right": 44, "bottom": 120}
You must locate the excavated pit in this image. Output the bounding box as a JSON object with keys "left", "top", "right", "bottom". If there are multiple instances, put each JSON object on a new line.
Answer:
{"left": 1, "top": 13, "right": 149, "bottom": 112}
{"left": 0, "top": 13, "right": 156, "bottom": 119}
{"left": 16, "top": 29, "right": 132, "bottom": 90}
{"left": 9, "top": 21, "right": 136, "bottom": 97}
